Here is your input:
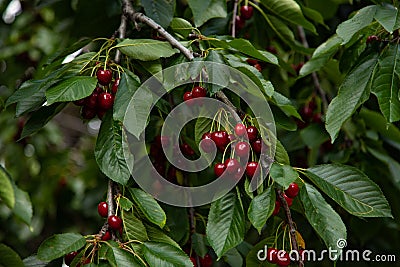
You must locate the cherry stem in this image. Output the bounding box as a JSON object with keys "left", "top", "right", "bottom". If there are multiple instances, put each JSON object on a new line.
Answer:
{"left": 275, "top": 188, "right": 304, "bottom": 267}
{"left": 296, "top": 26, "right": 328, "bottom": 112}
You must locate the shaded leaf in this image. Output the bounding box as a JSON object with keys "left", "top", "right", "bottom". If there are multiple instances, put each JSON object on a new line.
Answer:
{"left": 359, "top": 108, "right": 400, "bottom": 143}
{"left": 13, "top": 185, "right": 33, "bottom": 225}
{"left": 374, "top": 4, "right": 399, "bottom": 33}
{"left": 142, "top": 242, "right": 193, "bottom": 267}
{"left": 116, "top": 39, "right": 178, "bottom": 61}
{"left": 206, "top": 192, "right": 245, "bottom": 258}
{"left": 248, "top": 187, "right": 275, "bottom": 233}
{"left": 300, "top": 183, "right": 347, "bottom": 254}
{"left": 305, "top": 164, "right": 392, "bottom": 217}
{"left": 37, "top": 233, "right": 86, "bottom": 261}
{"left": 130, "top": 188, "right": 166, "bottom": 228}
{"left": 0, "top": 165, "right": 15, "bottom": 209}
{"left": 0, "top": 244, "right": 24, "bottom": 267}
{"left": 270, "top": 163, "right": 298, "bottom": 189}
{"left": 170, "top": 18, "right": 193, "bottom": 37}
{"left": 95, "top": 112, "right": 133, "bottom": 185}
{"left": 22, "top": 255, "right": 48, "bottom": 267}
{"left": 187, "top": 0, "right": 227, "bottom": 27}
{"left": 274, "top": 139, "right": 290, "bottom": 165}
{"left": 141, "top": 0, "right": 175, "bottom": 28}
{"left": 113, "top": 70, "right": 141, "bottom": 122}
{"left": 228, "top": 39, "right": 278, "bottom": 65}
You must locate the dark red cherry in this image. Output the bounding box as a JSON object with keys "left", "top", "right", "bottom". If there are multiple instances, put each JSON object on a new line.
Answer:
{"left": 234, "top": 123, "right": 247, "bottom": 136}
{"left": 199, "top": 253, "right": 213, "bottom": 267}
{"left": 254, "top": 63, "right": 262, "bottom": 72}
{"left": 190, "top": 257, "right": 198, "bottom": 267}
{"left": 191, "top": 86, "right": 207, "bottom": 98}
{"left": 240, "top": 5, "right": 254, "bottom": 20}
{"left": 98, "top": 92, "right": 114, "bottom": 110}
{"left": 285, "top": 183, "right": 299, "bottom": 198}
{"left": 101, "top": 231, "right": 111, "bottom": 241}
{"left": 73, "top": 98, "right": 85, "bottom": 106}
{"left": 267, "top": 247, "right": 278, "bottom": 263}
{"left": 225, "top": 158, "right": 240, "bottom": 174}
{"left": 235, "top": 15, "right": 245, "bottom": 30}
{"left": 183, "top": 91, "right": 195, "bottom": 106}
{"left": 85, "top": 91, "right": 98, "bottom": 108}
{"left": 108, "top": 215, "right": 123, "bottom": 230}
{"left": 96, "top": 68, "right": 113, "bottom": 85}
{"left": 235, "top": 141, "right": 250, "bottom": 158}
{"left": 81, "top": 106, "right": 96, "bottom": 120}
{"left": 246, "top": 126, "right": 258, "bottom": 141}
{"left": 245, "top": 161, "right": 258, "bottom": 178}
{"left": 65, "top": 251, "right": 78, "bottom": 266}
{"left": 283, "top": 194, "right": 293, "bottom": 207}
{"left": 97, "top": 201, "right": 108, "bottom": 217}
{"left": 366, "top": 35, "right": 379, "bottom": 44}
{"left": 214, "top": 163, "right": 226, "bottom": 177}
{"left": 111, "top": 78, "right": 120, "bottom": 94}
{"left": 276, "top": 250, "right": 290, "bottom": 266}
{"left": 181, "top": 143, "right": 195, "bottom": 157}
{"left": 200, "top": 132, "right": 215, "bottom": 153}
{"left": 252, "top": 138, "right": 262, "bottom": 154}
{"left": 211, "top": 131, "right": 230, "bottom": 152}
{"left": 272, "top": 201, "right": 280, "bottom": 216}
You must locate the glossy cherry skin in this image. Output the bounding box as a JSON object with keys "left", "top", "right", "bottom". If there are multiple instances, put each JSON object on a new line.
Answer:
{"left": 85, "top": 91, "right": 98, "bottom": 108}
{"left": 240, "top": 5, "right": 254, "bottom": 20}
{"left": 272, "top": 200, "right": 280, "bottom": 216}
{"left": 183, "top": 91, "right": 195, "bottom": 106}
{"left": 101, "top": 231, "right": 111, "bottom": 241}
{"left": 181, "top": 143, "right": 195, "bottom": 157}
{"left": 246, "top": 126, "right": 258, "bottom": 141}
{"left": 111, "top": 78, "right": 120, "bottom": 94}
{"left": 235, "top": 15, "right": 245, "bottom": 30}
{"left": 225, "top": 158, "right": 240, "bottom": 174}
{"left": 211, "top": 131, "right": 230, "bottom": 152}
{"left": 245, "top": 161, "right": 258, "bottom": 177}
{"left": 246, "top": 59, "right": 258, "bottom": 66}
{"left": 97, "top": 201, "right": 108, "bottom": 217}
{"left": 276, "top": 250, "right": 290, "bottom": 266}
{"left": 366, "top": 35, "right": 379, "bottom": 44}
{"left": 108, "top": 215, "right": 123, "bottom": 230}
{"left": 214, "top": 163, "right": 226, "bottom": 177}
{"left": 200, "top": 132, "right": 215, "bottom": 153}
{"left": 234, "top": 123, "right": 247, "bottom": 137}
{"left": 96, "top": 68, "right": 113, "bottom": 85}
{"left": 65, "top": 251, "right": 78, "bottom": 266}
{"left": 190, "top": 257, "right": 197, "bottom": 267}
{"left": 98, "top": 92, "right": 114, "bottom": 110}
{"left": 191, "top": 86, "right": 207, "bottom": 98}
{"left": 252, "top": 138, "right": 263, "bottom": 154}
{"left": 235, "top": 141, "right": 250, "bottom": 158}
{"left": 199, "top": 253, "right": 213, "bottom": 267}
{"left": 267, "top": 248, "right": 278, "bottom": 263}
{"left": 285, "top": 183, "right": 299, "bottom": 198}
{"left": 81, "top": 106, "right": 96, "bottom": 120}
{"left": 283, "top": 194, "right": 293, "bottom": 207}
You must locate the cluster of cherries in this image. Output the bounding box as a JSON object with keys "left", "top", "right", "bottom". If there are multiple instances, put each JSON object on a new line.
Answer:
{"left": 297, "top": 98, "right": 322, "bottom": 129}
{"left": 74, "top": 66, "right": 119, "bottom": 120}
{"left": 183, "top": 85, "right": 207, "bottom": 106}
{"left": 235, "top": 5, "right": 254, "bottom": 31}
{"left": 63, "top": 201, "right": 122, "bottom": 266}
{"left": 201, "top": 123, "right": 265, "bottom": 181}
{"left": 272, "top": 182, "right": 299, "bottom": 216}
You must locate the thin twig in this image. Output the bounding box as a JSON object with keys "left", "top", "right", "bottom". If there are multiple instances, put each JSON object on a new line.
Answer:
{"left": 297, "top": 26, "right": 328, "bottom": 112}
{"left": 276, "top": 189, "right": 304, "bottom": 267}
{"left": 231, "top": 0, "right": 239, "bottom": 38}
{"left": 114, "top": 14, "right": 128, "bottom": 64}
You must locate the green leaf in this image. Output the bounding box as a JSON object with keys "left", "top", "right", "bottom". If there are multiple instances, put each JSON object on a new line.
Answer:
{"left": 270, "top": 163, "right": 298, "bottom": 189}
{"left": 145, "top": 224, "right": 180, "bottom": 248}
{"left": 113, "top": 70, "right": 141, "bottom": 122}
{"left": 110, "top": 243, "right": 145, "bottom": 267}
{"left": 374, "top": 4, "right": 399, "bottom": 33}
{"left": 359, "top": 108, "right": 400, "bottom": 143}
{"left": 45, "top": 76, "right": 97, "bottom": 105}
{"left": 191, "top": 233, "right": 208, "bottom": 258}
{"left": 46, "top": 38, "right": 91, "bottom": 64}
{"left": 13, "top": 185, "right": 33, "bottom": 225}
{"left": 122, "top": 210, "right": 149, "bottom": 242}
{"left": 130, "top": 188, "right": 166, "bottom": 228}
{"left": 0, "top": 165, "right": 15, "bottom": 209}
{"left": 270, "top": 91, "right": 301, "bottom": 119}
{"left": 0, "top": 244, "right": 24, "bottom": 267}
{"left": 223, "top": 248, "right": 243, "bottom": 267}
{"left": 299, "top": 35, "right": 342, "bottom": 77}
{"left": 37, "top": 233, "right": 86, "bottom": 261}
{"left": 248, "top": 186, "right": 275, "bottom": 233}
{"left": 300, "top": 124, "right": 330, "bottom": 148}
{"left": 22, "top": 255, "right": 48, "bottom": 267}
{"left": 371, "top": 44, "right": 400, "bottom": 123}
{"left": 368, "top": 147, "right": 400, "bottom": 192}
{"left": 170, "top": 18, "right": 193, "bottom": 38}
{"left": 300, "top": 183, "right": 347, "bottom": 254}
{"left": 142, "top": 242, "right": 193, "bottom": 267}
{"left": 187, "top": 0, "right": 227, "bottom": 27}
{"left": 305, "top": 164, "right": 392, "bottom": 217}
{"left": 301, "top": 5, "right": 328, "bottom": 28}
{"left": 325, "top": 49, "right": 379, "bottom": 141}
{"left": 206, "top": 192, "right": 245, "bottom": 258}
{"left": 227, "top": 39, "right": 278, "bottom": 65}
{"left": 274, "top": 139, "right": 290, "bottom": 165}
{"left": 260, "top": 0, "right": 316, "bottom": 34}
{"left": 116, "top": 39, "right": 178, "bottom": 61}
{"left": 20, "top": 103, "right": 66, "bottom": 139}
{"left": 194, "top": 117, "right": 212, "bottom": 146}
{"left": 141, "top": 0, "right": 175, "bottom": 28}
{"left": 94, "top": 112, "right": 133, "bottom": 185}
{"left": 336, "top": 5, "right": 377, "bottom": 45}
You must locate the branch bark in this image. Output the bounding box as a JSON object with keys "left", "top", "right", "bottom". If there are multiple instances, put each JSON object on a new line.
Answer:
{"left": 231, "top": 0, "right": 239, "bottom": 38}
{"left": 297, "top": 26, "right": 328, "bottom": 112}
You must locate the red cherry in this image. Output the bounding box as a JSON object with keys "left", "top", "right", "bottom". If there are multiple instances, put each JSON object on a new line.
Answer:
{"left": 234, "top": 166, "right": 244, "bottom": 180}
{"left": 234, "top": 123, "right": 247, "bottom": 136}
{"left": 254, "top": 63, "right": 262, "bottom": 72}
{"left": 246, "top": 59, "right": 258, "bottom": 66}
{"left": 191, "top": 86, "right": 207, "bottom": 98}
{"left": 245, "top": 161, "right": 258, "bottom": 177}
{"left": 235, "top": 15, "right": 245, "bottom": 30}
{"left": 85, "top": 91, "right": 99, "bottom": 108}
{"left": 276, "top": 250, "right": 290, "bottom": 266}
{"left": 97, "top": 109, "right": 107, "bottom": 120}
{"left": 108, "top": 215, "right": 123, "bottom": 230}
{"left": 211, "top": 131, "right": 230, "bottom": 152}
{"left": 225, "top": 158, "right": 240, "bottom": 174}
{"left": 96, "top": 68, "right": 113, "bottom": 85}
{"left": 266, "top": 45, "right": 278, "bottom": 54}
{"left": 240, "top": 5, "right": 254, "bottom": 20}
{"left": 285, "top": 183, "right": 299, "bottom": 198}
{"left": 366, "top": 35, "right": 379, "bottom": 44}
{"left": 155, "top": 135, "right": 170, "bottom": 147}
{"left": 301, "top": 105, "right": 313, "bottom": 120}
{"left": 267, "top": 248, "right": 278, "bottom": 263}
{"left": 97, "top": 201, "right": 108, "bottom": 217}
{"left": 73, "top": 99, "right": 86, "bottom": 106}
{"left": 283, "top": 194, "right": 293, "bottom": 207}
{"left": 65, "top": 251, "right": 78, "bottom": 266}
{"left": 246, "top": 126, "right": 258, "bottom": 141}
{"left": 272, "top": 201, "right": 280, "bottom": 216}
{"left": 98, "top": 92, "right": 114, "bottom": 110}
{"left": 214, "top": 163, "right": 226, "bottom": 177}
{"left": 181, "top": 143, "right": 195, "bottom": 157}
{"left": 111, "top": 78, "right": 120, "bottom": 94}
{"left": 200, "top": 132, "right": 215, "bottom": 153}
{"left": 190, "top": 257, "right": 197, "bottom": 267}
{"left": 101, "top": 231, "right": 111, "bottom": 241}
{"left": 235, "top": 141, "right": 250, "bottom": 158}
{"left": 252, "top": 138, "right": 262, "bottom": 154}
{"left": 312, "top": 113, "right": 322, "bottom": 124}
{"left": 199, "top": 254, "right": 212, "bottom": 267}
{"left": 81, "top": 106, "right": 96, "bottom": 120}
{"left": 183, "top": 91, "right": 195, "bottom": 106}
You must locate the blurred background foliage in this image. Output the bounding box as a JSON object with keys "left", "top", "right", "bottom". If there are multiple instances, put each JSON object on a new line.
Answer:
{"left": 0, "top": 0, "right": 399, "bottom": 266}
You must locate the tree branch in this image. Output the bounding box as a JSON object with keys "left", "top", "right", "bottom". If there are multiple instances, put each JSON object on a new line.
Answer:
{"left": 297, "top": 26, "right": 328, "bottom": 112}
{"left": 231, "top": 0, "right": 239, "bottom": 38}
{"left": 114, "top": 14, "right": 128, "bottom": 64}
{"left": 276, "top": 189, "right": 304, "bottom": 267}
